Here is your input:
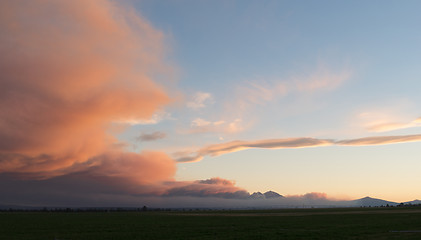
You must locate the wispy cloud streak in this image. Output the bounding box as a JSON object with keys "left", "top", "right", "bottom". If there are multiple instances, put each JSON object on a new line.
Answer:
{"left": 176, "top": 134, "right": 421, "bottom": 162}
{"left": 367, "top": 117, "right": 421, "bottom": 132}
{"left": 136, "top": 132, "right": 166, "bottom": 142}
{"left": 176, "top": 138, "right": 333, "bottom": 162}
{"left": 337, "top": 134, "right": 421, "bottom": 146}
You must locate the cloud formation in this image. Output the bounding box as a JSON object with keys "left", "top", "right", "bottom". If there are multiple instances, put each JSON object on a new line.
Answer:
{"left": 366, "top": 117, "right": 421, "bottom": 132}
{"left": 294, "top": 66, "right": 350, "bottom": 93}
{"left": 231, "top": 65, "right": 351, "bottom": 115}
{"left": 0, "top": 0, "right": 174, "bottom": 181}
{"left": 137, "top": 131, "right": 167, "bottom": 142}
{"left": 176, "top": 134, "right": 421, "bottom": 162}
{"left": 187, "top": 92, "right": 213, "bottom": 109}
{"left": 336, "top": 134, "right": 421, "bottom": 146}
{"left": 176, "top": 138, "right": 333, "bottom": 162}
{"left": 0, "top": 1, "right": 252, "bottom": 204}
{"left": 189, "top": 118, "right": 243, "bottom": 134}
{"left": 163, "top": 177, "right": 250, "bottom": 199}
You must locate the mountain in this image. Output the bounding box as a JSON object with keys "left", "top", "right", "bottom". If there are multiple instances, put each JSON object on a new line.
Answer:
{"left": 404, "top": 200, "right": 421, "bottom": 205}
{"left": 263, "top": 191, "right": 283, "bottom": 199}
{"left": 249, "top": 192, "right": 265, "bottom": 199}
{"left": 248, "top": 191, "right": 283, "bottom": 199}
{"left": 350, "top": 197, "right": 398, "bottom": 207}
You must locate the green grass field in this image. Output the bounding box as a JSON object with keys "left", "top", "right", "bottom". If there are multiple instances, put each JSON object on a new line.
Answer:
{"left": 1, "top": 207, "right": 421, "bottom": 239}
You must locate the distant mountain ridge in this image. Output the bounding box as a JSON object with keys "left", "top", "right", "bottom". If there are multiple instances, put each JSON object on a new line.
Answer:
{"left": 249, "top": 191, "right": 284, "bottom": 199}
{"left": 245, "top": 193, "right": 417, "bottom": 208}
{"left": 264, "top": 191, "right": 284, "bottom": 198}
{"left": 349, "top": 197, "right": 398, "bottom": 207}
{"left": 2, "top": 194, "right": 420, "bottom": 209}
{"left": 404, "top": 199, "right": 421, "bottom": 205}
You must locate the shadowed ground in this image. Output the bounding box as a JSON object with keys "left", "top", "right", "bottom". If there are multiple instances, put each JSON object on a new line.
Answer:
{"left": 1, "top": 207, "right": 421, "bottom": 239}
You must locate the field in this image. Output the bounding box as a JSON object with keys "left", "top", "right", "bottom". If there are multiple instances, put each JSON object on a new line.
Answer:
{"left": 2, "top": 207, "right": 421, "bottom": 239}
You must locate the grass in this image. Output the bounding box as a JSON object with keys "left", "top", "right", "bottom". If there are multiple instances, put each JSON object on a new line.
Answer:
{"left": 1, "top": 207, "right": 421, "bottom": 239}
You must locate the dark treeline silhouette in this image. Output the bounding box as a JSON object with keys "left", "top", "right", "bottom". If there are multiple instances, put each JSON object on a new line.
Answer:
{"left": 0, "top": 206, "right": 223, "bottom": 212}
{"left": 360, "top": 203, "right": 421, "bottom": 208}
{"left": 2, "top": 203, "right": 421, "bottom": 212}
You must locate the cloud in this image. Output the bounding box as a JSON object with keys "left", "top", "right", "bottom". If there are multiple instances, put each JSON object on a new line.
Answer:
{"left": 0, "top": 0, "right": 175, "bottom": 181}
{"left": 176, "top": 137, "right": 333, "bottom": 162}
{"left": 293, "top": 65, "right": 351, "bottom": 93}
{"left": 191, "top": 118, "right": 216, "bottom": 127}
{"left": 366, "top": 117, "right": 421, "bottom": 132}
{"left": 232, "top": 65, "right": 351, "bottom": 111}
{"left": 220, "top": 65, "right": 351, "bottom": 134}
{"left": 136, "top": 131, "right": 167, "bottom": 142}
{"left": 286, "top": 192, "right": 328, "bottom": 200}
{"left": 162, "top": 177, "right": 250, "bottom": 199}
{"left": 189, "top": 118, "right": 242, "bottom": 134}
{"left": 86, "top": 151, "right": 176, "bottom": 185}
{"left": 0, "top": 173, "right": 250, "bottom": 207}
{"left": 115, "top": 111, "right": 173, "bottom": 125}
{"left": 356, "top": 103, "right": 421, "bottom": 133}
{"left": 176, "top": 134, "right": 421, "bottom": 162}
{"left": 303, "top": 192, "right": 328, "bottom": 200}
{"left": 187, "top": 92, "right": 213, "bottom": 109}
{"left": 0, "top": 1, "right": 249, "bottom": 204}
{"left": 336, "top": 134, "right": 421, "bottom": 146}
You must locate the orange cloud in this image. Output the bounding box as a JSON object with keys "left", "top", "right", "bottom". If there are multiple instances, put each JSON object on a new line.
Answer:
{"left": 0, "top": 1, "right": 253, "bottom": 201}
{"left": 0, "top": 0, "right": 173, "bottom": 182}
{"left": 176, "top": 134, "right": 421, "bottom": 162}
{"left": 176, "top": 137, "right": 333, "bottom": 162}
{"left": 336, "top": 134, "right": 421, "bottom": 146}
{"left": 86, "top": 151, "right": 176, "bottom": 185}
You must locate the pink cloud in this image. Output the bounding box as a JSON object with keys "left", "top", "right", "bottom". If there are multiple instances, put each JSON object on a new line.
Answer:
{"left": 366, "top": 117, "right": 421, "bottom": 132}
{"left": 336, "top": 134, "right": 421, "bottom": 146}
{"left": 176, "top": 137, "right": 333, "bottom": 162}
{"left": 176, "top": 134, "right": 421, "bottom": 163}
{"left": 0, "top": 0, "right": 173, "bottom": 182}
{"left": 0, "top": 1, "right": 252, "bottom": 200}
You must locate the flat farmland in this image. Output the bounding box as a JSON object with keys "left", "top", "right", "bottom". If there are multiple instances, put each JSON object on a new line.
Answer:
{"left": 2, "top": 207, "right": 421, "bottom": 239}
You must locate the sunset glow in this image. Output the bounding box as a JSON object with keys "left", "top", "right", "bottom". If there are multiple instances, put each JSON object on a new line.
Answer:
{"left": 1, "top": 0, "right": 421, "bottom": 207}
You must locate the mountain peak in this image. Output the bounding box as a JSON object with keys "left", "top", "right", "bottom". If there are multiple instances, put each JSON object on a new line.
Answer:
{"left": 353, "top": 196, "right": 398, "bottom": 207}
{"left": 249, "top": 192, "right": 265, "bottom": 199}
{"left": 404, "top": 199, "right": 421, "bottom": 205}
{"left": 264, "top": 191, "right": 283, "bottom": 198}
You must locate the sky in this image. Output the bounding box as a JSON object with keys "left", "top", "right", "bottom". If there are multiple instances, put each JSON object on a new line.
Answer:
{"left": 1, "top": 0, "right": 421, "bottom": 207}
